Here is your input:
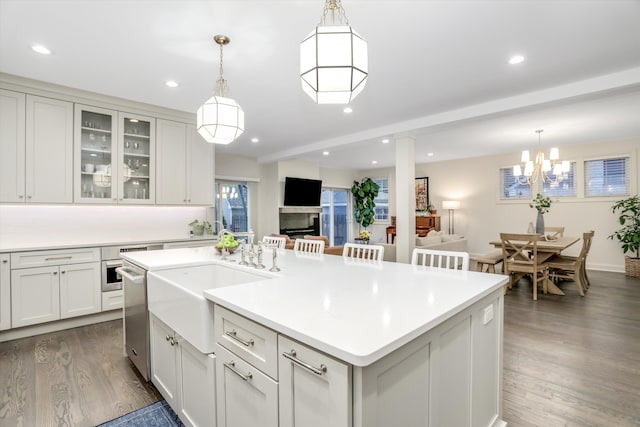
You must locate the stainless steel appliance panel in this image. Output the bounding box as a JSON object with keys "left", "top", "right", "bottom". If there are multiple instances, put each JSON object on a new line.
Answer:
{"left": 118, "top": 262, "right": 149, "bottom": 381}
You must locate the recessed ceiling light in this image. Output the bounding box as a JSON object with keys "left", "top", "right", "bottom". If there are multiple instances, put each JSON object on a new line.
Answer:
{"left": 427, "top": 152, "right": 434, "bottom": 157}
{"left": 323, "top": 151, "right": 329, "bottom": 156}
{"left": 31, "top": 44, "right": 51, "bottom": 55}
{"left": 509, "top": 55, "right": 525, "bottom": 65}
{"left": 381, "top": 139, "right": 390, "bottom": 144}
{"left": 165, "top": 80, "right": 179, "bottom": 88}
{"left": 343, "top": 107, "right": 353, "bottom": 114}
{"left": 251, "top": 138, "right": 259, "bottom": 143}
{"left": 371, "top": 160, "right": 377, "bottom": 164}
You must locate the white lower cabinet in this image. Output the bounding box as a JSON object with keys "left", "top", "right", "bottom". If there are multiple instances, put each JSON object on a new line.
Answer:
{"left": 1, "top": 254, "right": 12, "bottom": 330}
{"left": 11, "top": 265, "right": 61, "bottom": 327}
{"left": 9, "top": 248, "right": 102, "bottom": 328}
{"left": 150, "top": 313, "right": 216, "bottom": 427}
{"left": 101, "top": 289, "right": 124, "bottom": 311}
{"left": 278, "top": 336, "right": 351, "bottom": 427}
{"left": 59, "top": 262, "right": 101, "bottom": 319}
{"left": 215, "top": 343, "right": 278, "bottom": 427}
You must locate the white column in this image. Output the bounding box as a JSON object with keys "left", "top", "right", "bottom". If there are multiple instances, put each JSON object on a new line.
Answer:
{"left": 394, "top": 133, "right": 416, "bottom": 264}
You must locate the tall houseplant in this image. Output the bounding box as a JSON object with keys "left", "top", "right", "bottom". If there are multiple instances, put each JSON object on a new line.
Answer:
{"left": 608, "top": 195, "right": 640, "bottom": 277}
{"left": 351, "top": 178, "right": 379, "bottom": 231}
{"left": 529, "top": 193, "right": 552, "bottom": 234}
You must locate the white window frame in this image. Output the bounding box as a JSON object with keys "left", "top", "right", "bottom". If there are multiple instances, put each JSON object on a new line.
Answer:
{"left": 373, "top": 177, "right": 390, "bottom": 224}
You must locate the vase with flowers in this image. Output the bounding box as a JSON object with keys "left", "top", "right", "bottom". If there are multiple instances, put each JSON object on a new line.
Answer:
{"left": 358, "top": 230, "right": 372, "bottom": 244}
{"left": 529, "top": 193, "right": 552, "bottom": 234}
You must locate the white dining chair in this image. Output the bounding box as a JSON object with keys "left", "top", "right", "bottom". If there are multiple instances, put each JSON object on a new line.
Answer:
{"left": 293, "top": 238, "right": 325, "bottom": 254}
{"left": 411, "top": 248, "right": 469, "bottom": 270}
{"left": 262, "top": 235, "right": 287, "bottom": 249}
{"left": 342, "top": 243, "right": 385, "bottom": 261}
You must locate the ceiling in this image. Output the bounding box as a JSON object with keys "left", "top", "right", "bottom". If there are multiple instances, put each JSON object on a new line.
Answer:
{"left": 1, "top": 0, "right": 640, "bottom": 170}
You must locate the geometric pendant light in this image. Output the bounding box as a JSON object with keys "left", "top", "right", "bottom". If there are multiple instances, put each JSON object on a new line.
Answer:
{"left": 300, "top": 0, "right": 368, "bottom": 104}
{"left": 197, "top": 35, "right": 245, "bottom": 144}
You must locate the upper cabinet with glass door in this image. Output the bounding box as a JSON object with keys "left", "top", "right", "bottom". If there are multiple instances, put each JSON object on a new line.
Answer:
{"left": 118, "top": 113, "right": 155, "bottom": 204}
{"left": 74, "top": 106, "right": 155, "bottom": 204}
{"left": 74, "top": 105, "right": 118, "bottom": 203}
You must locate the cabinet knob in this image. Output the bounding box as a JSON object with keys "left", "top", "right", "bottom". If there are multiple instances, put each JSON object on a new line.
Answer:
{"left": 113, "top": 198, "right": 117, "bottom": 201}
{"left": 27, "top": 195, "right": 32, "bottom": 199}
{"left": 166, "top": 335, "right": 171, "bottom": 341}
{"left": 183, "top": 199, "right": 186, "bottom": 202}
{"left": 18, "top": 195, "right": 24, "bottom": 199}
{"left": 119, "top": 198, "right": 123, "bottom": 201}
{"left": 187, "top": 199, "right": 191, "bottom": 202}
{"left": 53, "top": 271, "right": 58, "bottom": 275}
{"left": 61, "top": 270, "right": 66, "bottom": 274}
{"left": 2, "top": 260, "right": 7, "bottom": 264}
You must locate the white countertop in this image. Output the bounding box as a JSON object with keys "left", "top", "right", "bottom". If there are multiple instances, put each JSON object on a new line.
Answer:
{"left": 130, "top": 247, "right": 507, "bottom": 367}
{"left": 0, "top": 235, "right": 217, "bottom": 253}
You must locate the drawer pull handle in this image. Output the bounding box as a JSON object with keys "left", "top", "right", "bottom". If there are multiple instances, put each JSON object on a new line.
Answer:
{"left": 45, "top": 256, "right": 73, "bottom": 261}
{"left": 224, "top": 361, "right": 252, "bottom": 382}
{"left": 282, "top": 350, "right": 327, "bottom": 376}
{"left": 225, "top": 330, "right": 254, "bottom": 347}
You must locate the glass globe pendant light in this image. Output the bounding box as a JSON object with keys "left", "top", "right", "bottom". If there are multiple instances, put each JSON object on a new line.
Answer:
{"left": 300, "top": 0, "right": 368, "bottom": 104}
{"left": 197, "top": 35, "right": 244, "bottom": 144}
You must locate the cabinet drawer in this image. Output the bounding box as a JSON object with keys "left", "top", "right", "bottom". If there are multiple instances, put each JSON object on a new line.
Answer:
{"left": 102, "top": 289, "right": 124, "bottom": 311}
{"left": 11, "top": 247, "right": 100, "bottom": 268}
{"left": 214, "top": 305, "right": 278, "bottom": 379}
{"left": 215, "top": 343, "right": 278, "bottom": 427}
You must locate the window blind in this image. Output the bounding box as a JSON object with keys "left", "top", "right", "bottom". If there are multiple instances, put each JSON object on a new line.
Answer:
{"left": 585, "top": 157, "right": 629, "bottom": 197}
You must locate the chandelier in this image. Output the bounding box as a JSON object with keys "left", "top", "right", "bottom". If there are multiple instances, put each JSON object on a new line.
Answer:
{"left": 513, "top": 130, "right": 570, "bottom": 185}
{"left": 300, "top": 0, "right": 368, "bottom": 104}
{"left": 197, "top": 35, "right": 244, "bottom": 145}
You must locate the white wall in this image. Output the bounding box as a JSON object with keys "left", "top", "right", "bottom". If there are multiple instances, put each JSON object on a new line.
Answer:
{"left": 417, "top": 138, "right": 639, "bottom": 272}
{"left": 0, "top": 205, "right": 207, "bottom": 248}
{"left": 215, "top": 153, "right": 260, "bottom": 180}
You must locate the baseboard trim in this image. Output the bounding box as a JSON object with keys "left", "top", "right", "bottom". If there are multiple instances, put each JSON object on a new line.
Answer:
{"left": 0, "top": 310, "right": 122, "bottom": 342}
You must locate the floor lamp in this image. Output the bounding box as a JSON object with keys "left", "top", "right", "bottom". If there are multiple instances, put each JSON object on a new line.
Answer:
{"left": 442, "top": 200, "right": 460, "bottom": 234}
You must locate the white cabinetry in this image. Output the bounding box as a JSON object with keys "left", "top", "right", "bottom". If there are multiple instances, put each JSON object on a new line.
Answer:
{"left": 10, "top": 248, "right": 101, "bottom": 328}
{"left": 0, "top": 89, "right": 25, "bottom": 203}
{"left": 0, "top": 92, "right": 73, "bottom": 203}
{"left": 74, "top": 105, "right": 155, "bottom": 204}
{"left": 150, "top": 313, "right": 216, "bottom": 427}
{"left": 156, "top": 119, "right": 214, "bottom": 205}
{"left": 278, "top": 335, "right": 351, "bottom": 427}
{"left": 215, "top": 343, "right": 278, "bottom": 427}
{"left": 1, "top": 254, "right": 12, "bottom": 330}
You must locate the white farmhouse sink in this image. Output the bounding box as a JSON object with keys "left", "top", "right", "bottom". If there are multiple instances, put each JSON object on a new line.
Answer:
{"left": 147, "top": 263, "right": 273, "bottom": 353}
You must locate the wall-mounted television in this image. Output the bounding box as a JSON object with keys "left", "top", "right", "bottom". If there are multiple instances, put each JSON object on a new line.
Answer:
{"left": 283, "top": 177, "right": 322, "bottom": 206}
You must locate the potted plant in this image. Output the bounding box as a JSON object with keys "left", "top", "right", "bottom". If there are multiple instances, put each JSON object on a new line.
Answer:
{"left": 608, "top": 195, "right": 640, "bottom": 278}
{"left": 351, "top": 177, "right": 379, "bottom": 232}
{"left": 189, "top": 219, "right": 205, "bottom": 236}
{"left": 427, "top": 202, "right": 437, "bottom": 216}
{"left": 529, "top": 193, "right": 552, "bottom": 234}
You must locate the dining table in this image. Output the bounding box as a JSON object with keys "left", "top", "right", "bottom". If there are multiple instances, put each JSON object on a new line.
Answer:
{"left": 489, "top": 235, "right": 580, "bottom": 296}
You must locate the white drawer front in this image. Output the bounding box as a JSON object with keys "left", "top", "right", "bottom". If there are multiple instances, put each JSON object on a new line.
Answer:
{"left": 11, "top": 247, "right": 100, "bottom": 268}
{"left": 214, "top": 305, "right": 278, "bottom": 380}
{"left": 102, "top": 290, "right": 124, "bottom": 311}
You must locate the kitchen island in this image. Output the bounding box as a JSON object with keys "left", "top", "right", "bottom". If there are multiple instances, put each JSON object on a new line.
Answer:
{"left": 125, "top": 247, "right": 508, "bottom": 427}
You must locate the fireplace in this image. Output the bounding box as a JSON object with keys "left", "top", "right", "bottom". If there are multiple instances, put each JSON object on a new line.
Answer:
{"left": 279, "top": 207, "right": 321, "bottom": 240}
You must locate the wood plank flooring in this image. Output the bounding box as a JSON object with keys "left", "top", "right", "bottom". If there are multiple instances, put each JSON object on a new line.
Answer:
{"left": 0, "top": 319, "right": 161, "bottom": 427}
{"left": 503, "top": 270, "right": 640, "bottom": 426}
{"left": 0, "top": 270, "right": 638, "bottom": 426}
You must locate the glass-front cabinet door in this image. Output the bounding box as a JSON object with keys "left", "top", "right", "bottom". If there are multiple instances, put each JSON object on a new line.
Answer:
{"left": 74, "top": 106, "right": 155, "bottom": 204}
{"left": 74, "top": 105, "right": 118, "bottom": 203}
{"left": 117, "top": 112, "right": 155, "bottom": 204}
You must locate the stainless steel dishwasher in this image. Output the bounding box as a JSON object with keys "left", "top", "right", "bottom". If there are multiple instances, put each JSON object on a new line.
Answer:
{"left": 117, "top": 261, "right": 150, "bottom": 381}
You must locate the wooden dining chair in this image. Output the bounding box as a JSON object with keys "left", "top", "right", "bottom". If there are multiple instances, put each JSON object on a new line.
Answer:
{"left": 544, "top": 226, "right": 565, "bottom": 239}
{"left": 500, "top": 233, "right": 549, "bottom": 301}
{"left": 262, "top": 235, "right": 287, "bottom": 249}
{"left": 411, "top": 248, "right": 469, "bottom": 270}
{"left": 546, "top": 231, "right": 594, "bottom": 296}
{"left": 342, "top": 243, "right": 385, "bottom": 261}
{"left": 293, "top": 238, "right": 325, "bottom": 254}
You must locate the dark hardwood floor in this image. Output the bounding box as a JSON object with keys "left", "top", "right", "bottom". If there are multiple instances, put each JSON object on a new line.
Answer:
{"left": 0, "top": 270, "right": 638, "bottom": 426}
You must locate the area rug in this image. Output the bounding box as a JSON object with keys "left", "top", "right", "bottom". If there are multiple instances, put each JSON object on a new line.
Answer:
{"left": 97, "top": 400, "right": 183, "bottom": 427}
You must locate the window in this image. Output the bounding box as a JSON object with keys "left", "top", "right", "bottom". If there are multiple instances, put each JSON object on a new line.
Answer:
{"left": 585, "top": 157, "right": 629, "bottom": 197}
{"left": 373, "top": 178, "right": 389, "bottom": 222}
{"left": 321, "top": 188, "right": 349, "bottom": 246}
{"left": 500, "top": 167, "right": 532, "bottom": 200}
{"left": 214, "top": 181, "right": 249, "bottom": 233}
{"left": 543, "top": 161, "right": 576, "bottom": 197}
